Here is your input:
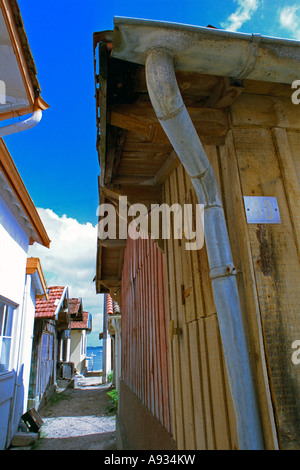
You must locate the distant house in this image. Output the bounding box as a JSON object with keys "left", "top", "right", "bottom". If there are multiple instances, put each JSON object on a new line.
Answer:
{"left": 0, "top": 0, "right": 50, "bottom": 449}
{"left": 104, "top": 294, "right": 121, "bottom": 389}
{"left": 0, "top": 0, "right": 49, "bottom": 136}
{"left": 69, "top": 297, "right": 92, "bottom": 375}
{"left": 28, "top": 286, "right": 71, "bottom": 411}
{"left": 0, "top": 139, "right": 50, "bottom": 449}
{"left": 101, "top": 294, "right": 112, "bottom": 384}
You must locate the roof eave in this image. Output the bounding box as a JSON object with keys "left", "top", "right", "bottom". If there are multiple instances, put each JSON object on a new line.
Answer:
{"left": 111, "top": 16, "right": 300, "bottom": 85}
{"left": 26, "top": 257, "right": 48, "bottom": 299}
{"left": 0, "top": 138, "right": 51, "bottom": 248}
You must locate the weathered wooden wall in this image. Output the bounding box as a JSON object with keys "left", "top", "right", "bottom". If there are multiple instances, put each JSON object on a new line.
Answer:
{"left": 28, "top": 319, "right": 56, "bottom": 410}
{"left": 163, "top": 162, "right": 239, "bottom": 450}
{"left": 162, "top": 90, "right": 300, "bottom": 450}
{"left": 121, "top": 236, "right": 172, "bottom": 434}
{"left": 228, "top": 92, "right": 300, "bottom": 450}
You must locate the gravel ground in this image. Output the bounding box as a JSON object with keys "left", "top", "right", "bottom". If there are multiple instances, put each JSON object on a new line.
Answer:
{"left": 33, "top": 375, "right": 117, "bottom": 450}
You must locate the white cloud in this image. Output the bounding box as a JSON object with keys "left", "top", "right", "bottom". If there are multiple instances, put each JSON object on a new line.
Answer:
{"left": 221, "top": 0, "right": 260, "bottom": 31}
{"left": 279, "top": 5, "right": 300, "bottom": 39}
{"left": 28, "top": 208, "right": 104, "bottom": 345}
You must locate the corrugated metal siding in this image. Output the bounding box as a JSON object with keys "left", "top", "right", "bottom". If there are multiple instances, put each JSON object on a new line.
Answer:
{"left": 121, "top": 236, "right": 172, "bottom": 433}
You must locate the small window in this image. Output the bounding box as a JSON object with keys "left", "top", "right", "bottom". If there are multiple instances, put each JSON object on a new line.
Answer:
{"left": 0, "top": 299, "right": 16, "bottom": 373}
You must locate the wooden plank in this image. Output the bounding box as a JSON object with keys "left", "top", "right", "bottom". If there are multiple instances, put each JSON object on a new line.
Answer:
{"left": 219, "top": 130, "right": 277, "bottom": 449}
{"left": 205, "top": 314, "right": 232, "bottom": 450}
{"left": 230, "top": 94, "right": 300, "bottom": 129}
{"left": 153, "top": 245, "right": 163, "bottom": 426}
{"left": 100, "top": 240, "right": 127, "bottom": 248}
{"left": 109, "top": 103, "right": 228, "bottom": 140}
{"left": 104, "top": 127, "right": 126, "bottom": 185}
{"left": 202, "top": 77, "right": 244, "bottom": 109}
{"left": 169, "top": 167, "right": 196, "bottom": 449}
{"left": 164, "top": 177, "right": 184, "bottom": 447}
{"left": 286, "top": 130, "right": 300, "bottom": 184}
{"left": 146, "top": 243, "right": 155, "bottom": 417}
{"left": 150, "top": 244, "right": 160, "bottom": 422}
{"left": 243, "top": 79, "right": 292, "bottom": 98}
{"left": 198, "top": 317, "right": 215, "bottom": 449}
{"left": 233, "top": 127, "right": 300, "bottom": 449}
{"left": 272, "top": 127, "right": 300, "bottom": 261}
{"left": 158, "top": 250, "right": 172, "bottom": 432}
{"left": 177, "top": 164, "right": 195, "bottom": 324}
{"left": 188, "top": 321, "right": 207, "bottom": 449}
{"left": 152, "top": 151, "right": 180, "bottom": 185}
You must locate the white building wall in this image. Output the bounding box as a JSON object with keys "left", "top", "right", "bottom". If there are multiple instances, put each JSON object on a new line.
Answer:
{"left": 0, "top": 192, "right": 29, "bottom": 449}
{"left": 0, "top": 193, "right": 29, "bottom": 306}
{"left": 18, "top": 275, "right": 36, "bottom": 411}
{"left": 106, "top": 335, "right": 112, "bottom": 378}
{"left": 70, "top": 330, "right": 87, "bottom": 374}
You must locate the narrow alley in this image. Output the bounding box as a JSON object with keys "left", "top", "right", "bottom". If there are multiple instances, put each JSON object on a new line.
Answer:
{"left": 30, "top": 375, "right": 117, "bottom": 451}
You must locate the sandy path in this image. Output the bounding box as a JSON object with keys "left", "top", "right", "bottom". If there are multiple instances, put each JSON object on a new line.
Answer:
{"left": 33, "top": 375, "right": 117, "bottom": 450}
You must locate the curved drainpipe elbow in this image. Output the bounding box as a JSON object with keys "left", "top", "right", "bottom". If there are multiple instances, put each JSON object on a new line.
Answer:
{"left": 0, "top": 108, "right": 43, "bottom": 138}
{"left": 145, "top": 48, "right": 264, "bottom": 450}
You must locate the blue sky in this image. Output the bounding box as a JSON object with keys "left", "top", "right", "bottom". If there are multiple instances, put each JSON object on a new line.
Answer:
{"left": 4, "top": 0, "right": 300, "bottom": 225}
{"left": 3, "top": 0, "right": 300, "bottom": 345}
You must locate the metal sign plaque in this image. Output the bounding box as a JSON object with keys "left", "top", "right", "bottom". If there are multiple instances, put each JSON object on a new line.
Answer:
{"left": 243, "top": 196, "right": 281, "bottom": 224}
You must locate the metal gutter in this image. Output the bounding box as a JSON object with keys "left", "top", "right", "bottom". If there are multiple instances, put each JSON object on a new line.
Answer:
{"left": 0, "top": 109, "right": 42, "bottom": 138}
{"left": 145, "top": 48, "right": 264, "bottom": 450}
{"left": 112, "top": 16, "right": 300, "bottom": 84}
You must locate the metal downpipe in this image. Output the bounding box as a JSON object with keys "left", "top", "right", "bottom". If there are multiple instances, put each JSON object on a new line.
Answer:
{"left": 145, "top": 48, "right": 264, "bottom": 450}
{"left": 0, "top": 109, "right": 42, "bottom": 138}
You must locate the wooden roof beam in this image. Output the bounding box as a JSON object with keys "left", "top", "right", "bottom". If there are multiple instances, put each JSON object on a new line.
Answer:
{"left": 108, "top": 102, "right": 228, "bottom": 143}
{"left": 203, "top": 77, "right": 244, "bottom": 109}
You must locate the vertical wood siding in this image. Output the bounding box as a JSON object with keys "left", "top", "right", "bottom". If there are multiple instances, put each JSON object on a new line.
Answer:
{"left": 230, "top": 126, "right": 300, "bottom": 449}
{"left": 120, "top": 92, "right": 300, "bottom": 450}
{"left": 121, "top": 236, "right": 172, "bottom": 433}
{"left": 161, "top": 92, "right": 300, "bottom": 449}
{"left": 163, "top": 161, "right": 239, "bottom": 450}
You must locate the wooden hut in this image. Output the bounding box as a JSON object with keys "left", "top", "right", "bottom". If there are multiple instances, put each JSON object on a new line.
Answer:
{"left": 28, "top": 286, "right": 71, "bottom": 409}
{"left": 93, "top": 18, "right": 300, "bottom": 450}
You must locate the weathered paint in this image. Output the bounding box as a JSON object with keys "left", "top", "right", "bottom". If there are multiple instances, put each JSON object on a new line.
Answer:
{"left": 163, "top": 163, "right": 240, "bottom": 450}
{"left": 121, "top": 236, "right": 172, "bottom": 434}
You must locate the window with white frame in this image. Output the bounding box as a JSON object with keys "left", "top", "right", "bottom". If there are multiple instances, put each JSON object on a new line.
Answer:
{"left": 0, "top": 299, "right": 16, "bottom": 373}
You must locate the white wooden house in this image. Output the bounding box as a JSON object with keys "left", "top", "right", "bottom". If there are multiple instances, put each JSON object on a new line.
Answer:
{"left": 28, "top": 286, "right": 72, "bottom": 411}
{"left": 0, "top": 140, "right": 49, "bottom": 449}
{"left": 0, "top": 0, "right": 49, "bottom": 448}
{"left": 69, "top": 297, "right": 92, "bottom": 375}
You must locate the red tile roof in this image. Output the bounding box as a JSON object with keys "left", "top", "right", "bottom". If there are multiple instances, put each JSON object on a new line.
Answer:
{"left": 69, "top": 298, "right": 81, "bottom": 315}
{"left": 70, "top": 311, "right": 90, "bottom": 330}
{"left": 107, "top": 294, "right": 113, "bottom": 315}
{"left": 106, "top": 294, "right": 121, "bottom": 315}
{"left": 35, "top": 286, "right": 65, "bottom": 319}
